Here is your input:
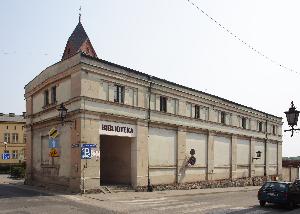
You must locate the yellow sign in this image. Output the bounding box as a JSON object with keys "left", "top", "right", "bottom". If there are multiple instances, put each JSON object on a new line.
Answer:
{"left": 49, "top": 148, "right": 59, "bottom": 157}
{"left": 49, "top": 128, "right": 59, "bottom": 139}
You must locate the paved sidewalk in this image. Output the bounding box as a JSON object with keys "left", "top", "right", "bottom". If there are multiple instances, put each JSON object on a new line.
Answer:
{"left": 83, "top": 186, "right": 260, "bottom": 202}
{"left": 0, "top": 175, "right": 260, "bottom": 203}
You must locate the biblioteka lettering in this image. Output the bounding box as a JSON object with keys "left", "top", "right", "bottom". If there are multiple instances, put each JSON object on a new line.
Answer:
{"left": 101, "top": 124, "right": 134, "bottom": 134}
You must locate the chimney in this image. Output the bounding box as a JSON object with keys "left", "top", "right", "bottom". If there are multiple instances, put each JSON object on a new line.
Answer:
{"left": 9, "top": 113, "right": 15, "bottom": 117}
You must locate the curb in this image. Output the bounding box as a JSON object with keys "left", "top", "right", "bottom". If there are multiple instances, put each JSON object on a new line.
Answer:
{"left": 165, "top": 187, "right": 260, "bottom": 198}
{"left": 83, "top": 186, "right": 260, "bottom": 201}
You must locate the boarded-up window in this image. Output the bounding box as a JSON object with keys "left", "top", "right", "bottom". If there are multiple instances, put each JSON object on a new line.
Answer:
{"left": 150, "top": 94, "right": 156, "bottom": 110}
{"left": 268, "top": 143, "right": 277, "bottom": 165}
{"left": 186, "top": 103, "right": 192, "bottom": 117}
{"left": 99, "top": 81, "right": 109, "bottom": 100}
{"left": 214, "top": 136, "right": 231, "bottom": 166}
{"left": 236, "top": 139, "right": 250, "bottom": 165}
{"left": 186, "top": 133, "right": 207, "bottom": 166}
{"left": 200, "top": 106, "right": 208, "bottom": 120}
{"left": 255, "top": 141, "right": 265, "bottom": 165}
{"left": 125, "top": 88, "right": 134, "bottom": 106}
{"left": 149, "top": 128, "right": 177, "bottom": 166}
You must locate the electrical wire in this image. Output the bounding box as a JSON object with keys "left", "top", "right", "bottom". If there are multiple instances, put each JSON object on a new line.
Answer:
{"left": 186, "top": 0, "right": 298, "bottom": 74}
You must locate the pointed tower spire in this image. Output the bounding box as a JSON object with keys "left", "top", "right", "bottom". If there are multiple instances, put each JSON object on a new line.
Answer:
{"left": 61, "top": 15, "right": 97, "bottom": 61}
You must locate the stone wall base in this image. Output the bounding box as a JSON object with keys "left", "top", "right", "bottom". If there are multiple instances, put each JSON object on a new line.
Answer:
{"left": 135, "top": 175, "right": 282, "bottom": 192}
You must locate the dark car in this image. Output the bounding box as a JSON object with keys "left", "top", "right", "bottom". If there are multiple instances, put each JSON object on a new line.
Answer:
{"left": 258, "top": 181, "right": 300, "bottom": 209}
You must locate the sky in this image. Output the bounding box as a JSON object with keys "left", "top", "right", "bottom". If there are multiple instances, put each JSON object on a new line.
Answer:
{"left": 1, "top": 0, "right": 300, "bottom": 157}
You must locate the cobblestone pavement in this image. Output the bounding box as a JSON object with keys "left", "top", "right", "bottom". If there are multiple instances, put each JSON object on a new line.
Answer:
{"left": 80, "top": 190, "right": 300, "bottom": 214}
{"left": 1, "top": 176, "right": 299, "bottom": 214}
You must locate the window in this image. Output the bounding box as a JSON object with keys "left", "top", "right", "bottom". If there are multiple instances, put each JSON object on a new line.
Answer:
{"left": 273, "top": 125, "right": 277, "bottom": 135}
{"left": 221, "top": 111, "right": 226, "bottom": 124}
{"left": 201, "top": 107, "right": 209, "bottom": 121}
{"left": 23, "top": 134, "right": 27, "bottom": 144}
{"left": 114, "top": 84, "right": 125, "bottom": 103}
{"left": 12, "top": 150, "right": 18, "bottom": 159}
{"left": 194, "top": 105, "right": 200, "bottom": 119}
{"left": 258, "top": 121, "right": 263, "bottom": 132}
{"left": 4, "top": 133, "right": 10, "bottom": 143}
{"left": 44, "top": 90, "right": 49, "bottom": 106}
{"left": 160, "top": 96, "right": 167, "bottom": 112}
{"left": 6, "top": 126, "right": 8, "bottom": 129}
{"left": 242, "top": 117, "right": 247, "bottom": 129}
{"left": 51, "top": 86, "right": 57, "bottom": 104}
{"left": 14, "top": 126, "right": 16, "bottom": 130}
{"left": 12, "top": 133, "right": 18, "bottom": 143}
{"left": 186, "top": 103, "right": 192, "bottom": 117}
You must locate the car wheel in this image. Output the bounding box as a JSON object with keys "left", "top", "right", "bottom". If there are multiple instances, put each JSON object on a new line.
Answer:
{"left": 259, "top": 200, "right": 266, "bottom": 207}
{"left": 287, "top": 201, "right": 295, "bottom": 210}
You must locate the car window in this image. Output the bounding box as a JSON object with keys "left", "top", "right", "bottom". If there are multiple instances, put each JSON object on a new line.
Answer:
{"left": 261, "top": 182, "right": 288, "bottom": 191}
{"left": 261, "top": 182, "right": 275, "bottom": 190}
{"left": 274, "top": 183, "right": 288, "bottom": 191}
{"left": 292, "top": 183, "right": 300, "bottom": 192}
{"left": 294, "top": 181, "right": 300, "bottom": 186}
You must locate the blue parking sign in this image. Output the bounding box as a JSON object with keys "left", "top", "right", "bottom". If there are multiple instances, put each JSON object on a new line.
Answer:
{"left": 2, "top": 153, "right": 10, "bottom": 160}
{"left": 81, "top": 147, "right": 92, "bottom": 159}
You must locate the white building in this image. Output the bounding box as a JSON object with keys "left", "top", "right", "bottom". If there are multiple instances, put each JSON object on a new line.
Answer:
{"left": 24, "top": 20, "right": 283, "bottom": 192}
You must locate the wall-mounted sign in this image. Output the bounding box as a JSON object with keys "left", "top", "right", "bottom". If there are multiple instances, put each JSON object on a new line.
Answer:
{"left": 49, "top": 128, "right": 59, "bottom": 139}
{"left": 81, "top": 144, "right": 97, "bottom": 148}
{"left": 49, "top": 148, "right": 59, "bottom": 157}
{"left": 99, "top": 121, "right": 136, "bottom": 137}
{"left": 91, "top": 149, "right": 100, "bottom": 161}
{"left": 81, "top": 147, "right": 92, "bottom": 159}
{"left": 2, "top": 153, "right": 10, "bottom": 160}
{"left": 48, "top": 139, "right": 59, "bottom": 148}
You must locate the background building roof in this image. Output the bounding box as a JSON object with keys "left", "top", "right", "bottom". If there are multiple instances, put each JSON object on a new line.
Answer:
{"left": 0, "top": 113, "right": 26, "bottom": 123}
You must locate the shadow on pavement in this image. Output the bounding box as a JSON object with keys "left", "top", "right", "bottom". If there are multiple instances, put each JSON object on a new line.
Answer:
{"left": 0, "top": 183, "right": 53, "bottom": 199}
{"left": 228, "top": 204, "right": 300, "bottom": 214}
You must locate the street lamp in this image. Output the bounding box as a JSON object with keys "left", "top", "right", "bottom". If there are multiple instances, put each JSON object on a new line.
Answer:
{"left": 252, "top": 150, "right": 262, "bottom": 162}
{"left": 58, "top": 103, "right": 68, "bottom": 124}
{"left": 3, "top": 142, "right": 7, "bottom": 151}
{"left": 284, "top": 101, "right": 300, "bottom": 137}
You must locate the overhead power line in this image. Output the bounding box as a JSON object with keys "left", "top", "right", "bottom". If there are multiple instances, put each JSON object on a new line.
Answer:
{"left": 186, "top": 0, "right": 298, "bottom": 74}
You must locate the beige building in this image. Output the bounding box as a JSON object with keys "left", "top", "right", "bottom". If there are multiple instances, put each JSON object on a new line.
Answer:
{"left": 282, "top": 159, "right": 300, "bottom": 182}
{"left": 25, "top": 20, "right": 283, "bottom": 192}
{"left": 0, "top": 113, "right": 26, "bottom": 166}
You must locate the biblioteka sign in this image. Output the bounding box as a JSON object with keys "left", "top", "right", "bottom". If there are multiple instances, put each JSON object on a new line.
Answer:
{"left": 99, "top": 121, "right": 136, "bottom": 137}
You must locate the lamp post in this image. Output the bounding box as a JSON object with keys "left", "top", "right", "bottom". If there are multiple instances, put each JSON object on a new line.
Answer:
{"left": 58, "top": 103, "right": 68, "bottom": 125}
{"left": 284, "top": 101, "right": 300, "bottom": 137}
{"left": 252, "top": 150, "right": 262, "bottom": 162}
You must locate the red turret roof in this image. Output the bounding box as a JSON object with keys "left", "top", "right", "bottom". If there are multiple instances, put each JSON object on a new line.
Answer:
{"left": 62, "top": 21, "right": 97, "bottom": 60}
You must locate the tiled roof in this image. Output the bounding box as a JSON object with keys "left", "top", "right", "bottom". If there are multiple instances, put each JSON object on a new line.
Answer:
{"left": 68, "top": 22, "right": 89, "bottom": 51}
{"left": 61, "top": 21, "right": 97, "bottom": 60}
{"left": 0, "top": 114, "right": 26, "bottom": 123}
{"left": 283, "top": 160, "right": 300, "bottom": 168}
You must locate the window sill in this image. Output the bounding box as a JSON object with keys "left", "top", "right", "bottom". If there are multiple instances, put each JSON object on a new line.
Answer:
{"left": 42, "top": 102, "right": 57, "bottom": 109}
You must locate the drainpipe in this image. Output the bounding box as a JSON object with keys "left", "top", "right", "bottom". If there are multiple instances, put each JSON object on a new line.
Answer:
{"left": 147, "top": 76, "right": 153, "bottom": 192}
{"left": 264, "top": 114, "right": 268, "bottom": 177}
